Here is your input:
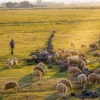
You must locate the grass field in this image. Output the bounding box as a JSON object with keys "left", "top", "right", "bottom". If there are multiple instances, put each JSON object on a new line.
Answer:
{"left": 0, "top": 9, "right": 100, "bottom": 100}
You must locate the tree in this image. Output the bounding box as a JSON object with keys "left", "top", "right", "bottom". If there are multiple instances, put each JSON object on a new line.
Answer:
{"left": 5, "top": 2, "right": 13, "bottom": 8}
{"left": 20, "top": 1, "right": 32, "bottom": 8}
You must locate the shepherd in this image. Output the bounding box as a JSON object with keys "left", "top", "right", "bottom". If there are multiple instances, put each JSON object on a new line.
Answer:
{"left": 10, "top": 39, "right": 14, "bottom": 54}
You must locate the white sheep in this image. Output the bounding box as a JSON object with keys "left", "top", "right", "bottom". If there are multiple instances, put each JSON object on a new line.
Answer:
{"left": 56, "top": 83, "right": 67, "bottom": 98}
{"left": 78, "top": 74, "right": 87, "bottom": 89}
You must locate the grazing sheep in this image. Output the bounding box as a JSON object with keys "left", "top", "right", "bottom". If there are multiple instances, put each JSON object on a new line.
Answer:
{"left": 78, "top": 52, "right": 86, "bottom": 58}
{"left": 81, "top": 44, "right": 86, "bottom": 48}
{"left": 6, "top": 59, "right": 13, "bottom": 68}
{"left": 2, "top": 81, "right": 18, "bottom": 94}
{"left": 78, "top": 74, "right": 87, "bottom": 89}
{"left": 33, "top": 70, "right": 42, "bottom": 80}
{"left": 68, "top": 67, "right": 82, "bottom": 76}
{"left": 70, "top": 42, "right": 75, "bottom": 47}
{"left": 78, "top": 60, "right": 86, "bottom": 70}
{"left": 37, "top": 62, "right": 47, "bottom": 73}
{"left": 58, "top": 78, "right": 72, "bottom": 90}
{"left": 93, "top": 52, "right": 100, "bottom": 57}
{"left": 70, "top": 50, "right": 78, "bottom": 56}
{"left": 48, "top": 55, "right": 57, "bottom": 64}
{"left": 89, "top": 43, "right": 97, "bottom": 49}
{"left": 63, "top": 53, "right": 72, "bottom": 60}
{"left": 95, "top": 68, "right": 100, "bottom": 74}
{"left": 34, "top": 66, "right": 46, "bottom": 75}
{"left": 79, "top": 57, "right": 87, "bottom": 65}
{"left": 88, "top": 73, "right": 100, "bottom": 84}
{"left": 12, "top": 57, "right": 18, "bottom": 67}
{"left": 56, "top": 83, "right": 67, "bottom": 98}
{"left": 69, "top": 57, "right": 79, "bottom": 66}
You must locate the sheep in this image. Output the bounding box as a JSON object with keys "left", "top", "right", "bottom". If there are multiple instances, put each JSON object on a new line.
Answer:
{"left": 88, "top": 73, "right": 100, "bottom": 84}
{"left": 37, "top": 62, "right": 47, "bottom": 73}
{"left": 6, "top": 59, "right": 13, "bottom": 68}
{"left": 70, "top": 42, "right": 75, "bottom": 47}
{"left": 69, "top": 57, "right": 79, "bottom": 66}
{"left": 58, "top": 78, "right": 72, "bottom": 91}
{"left": 78, "top": 60, "right": 86, "bottom": 70}
{"left": 2, "top": 81, "right": 18, "bottom": 94}
{"left": 7, "top": 58, "right": 18, "bottom": 68}
{"left": 89, "top": 43, "right": 97, "bottom": 49}
{"left": 78, "top": 52, "right": 86, "bottom": 58}
{"left": 92, "top": 52, "right": 100, "bottom": 57}
{"left": 63, "top": 53, "right": 72, "bottom": 60}
{"left": 12, "top": 57, "right": 18, "bottom": 67}
{"left": 68, "top": 67, "right": 82, "bottom": 76}
{"left": 33, "top": 70, "right": 42, "bottom": 80}
{"left": 78, "top": 74, "right": 87, "bottom": 89}
{"left": 81, "top": 44, "right": 86, "bottom": 48}
{"left": 95, "top": 68, "right": 100, "bottom": 74}
{"left": 70, "top": 50, "right": 78, "bottom": 56}
{"left": 34, "top": 66, "right": 46, "bottom": 75}
{"left": 48, "top": 55, "right": 57, "bottom": 64}
{"left": 79, "top": 57, "right": 87, "bottom": 65}
{"left": 56, "top": 83, "right": 67, "bottom": 98}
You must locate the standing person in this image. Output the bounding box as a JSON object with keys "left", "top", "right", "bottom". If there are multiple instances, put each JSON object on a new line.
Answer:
{"left": 10, "top": 39, "right": 14, "bottom": 54}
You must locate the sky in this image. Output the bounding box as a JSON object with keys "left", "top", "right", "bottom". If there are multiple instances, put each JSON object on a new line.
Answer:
{"left": 0, "top": 0, "right": 100, "bottom": 4}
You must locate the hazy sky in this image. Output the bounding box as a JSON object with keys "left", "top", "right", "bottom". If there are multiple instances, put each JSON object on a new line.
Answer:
{"left": 0, "top": 0, "right": 100, "bottom": 4}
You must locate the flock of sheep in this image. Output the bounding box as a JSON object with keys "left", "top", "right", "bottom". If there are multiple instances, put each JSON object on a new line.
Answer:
{"left": 1, "top": 37, "right": 100, "bottom": 99}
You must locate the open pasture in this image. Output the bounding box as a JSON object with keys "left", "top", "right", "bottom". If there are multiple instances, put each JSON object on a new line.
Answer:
{"left": 0, "top": 9, "right": 100, "bottom": 100}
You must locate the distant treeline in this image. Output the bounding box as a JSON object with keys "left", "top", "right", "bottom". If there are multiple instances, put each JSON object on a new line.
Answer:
{"left": 2, "top": 1, "right": 46, "bottom": 8}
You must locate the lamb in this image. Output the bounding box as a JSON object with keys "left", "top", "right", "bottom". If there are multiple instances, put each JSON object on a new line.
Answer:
{"left": 37, "top": 62, "right": 47, "bottom": 73}
{"left": 33, "top": 70, "right": 42, "bottom": 80}
{"left": 92, "top": 52, "right": 100, "bottom": 57}
{"left": 68, "top": 67, "right": 82, "bottom": 76}
{"left": 58, "top": 78, "right": 72, "bottom": 90}
{"left": 78, "top": 74, "right": 87, "bottom": 89}
{"left": 88, "top": 73, "right": 100, "bottom": 84}
{"left": 2, "top": 81, "right": 18, "bottom": 94}
{"left": 89, "top": 43, "right": 97, "bottom": 49}
{"left": 70, "top": 42, "right": 75, "bottom": 47}
{"left": 78, "top": 52, "right": 86, "bottom": 58}
{"left": 34, "top": 66, "right": 46, "bottom": 75}
{"left": 56, "top": 83, "right": 67, "bottom": 98}
{"left": 81, "top": 44, "right": 86, "bottom": 48}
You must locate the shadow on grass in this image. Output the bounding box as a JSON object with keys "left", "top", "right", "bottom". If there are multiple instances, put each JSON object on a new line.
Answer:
{"left": 18, "top": 73, "right": 34, "bottom": 88}
{"left": 44, "top": 92, "right": 59, "bottom": 100}
{"left": 0, "top": 67, "right": 8, "bottom": 72}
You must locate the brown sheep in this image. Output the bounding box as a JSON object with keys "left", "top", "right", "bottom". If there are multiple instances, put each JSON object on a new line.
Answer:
{"left": 89, "top": 43, "right": 97, "bottom": 49}
{"left": 78, "top": 74, "right": 87, "bottom": 89}
{"left": 34, "top": 66, "right": 46, "bottom": 75}
{"left": 95, "top": 68, "right": 100, "bottom": 74}
{"left": 70, "top": 42, "right": 75, "bottom": 47}
{"left": 93, "top": 52, "right": 100, "bottom": 57}
{"left": 33, "top": 70, "right": 42, "bottom": 80}
{"left": 88, "top": 73, "right": 100, "bottom": 84}
{"left": 78, "top": 52, "right": 86, "bottom": 58}
{"left": 2, "top": 81, "right": 18, "bottom": 94}
{"left": 70, "top": 50, "right": 78, "bottom": 56}
{"left": 58, "top": 78, "right": 72, "bottom": 91}
{"left": 37, "top": 62, "right": 47, "bottom": 73}
{"left": 78, "top": 60, "right": 86, "bottom": 70}
{"left": 68, "top": 67, "right": 82, "bottom": 76}
{"left": 56, "top": 83, "right": 67, "bottom": 98}
{"left": 81, "top": 44, "right": 86, "bottom": 48}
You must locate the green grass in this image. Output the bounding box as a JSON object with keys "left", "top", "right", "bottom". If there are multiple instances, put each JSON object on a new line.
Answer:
{"left": 0, "top": 9, "right": 100, "bottom": 100}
